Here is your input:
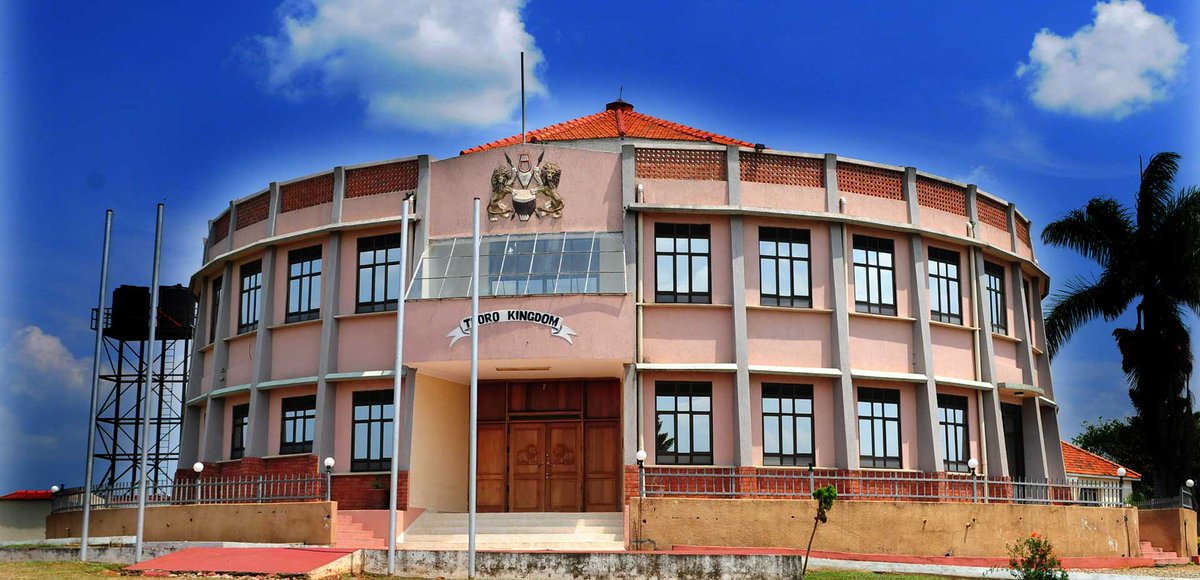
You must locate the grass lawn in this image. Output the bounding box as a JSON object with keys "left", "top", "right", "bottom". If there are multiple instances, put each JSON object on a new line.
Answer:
{"left": 0, "top": 560, "right": 959, "bottom": 579}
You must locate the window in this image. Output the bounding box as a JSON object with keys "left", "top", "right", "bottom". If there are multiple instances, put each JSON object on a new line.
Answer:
{"left": 352, "top": 390, "right": 394, "bottom": 472}
{"left": 762, "top": 383, "right": 814, "bottom": 466}
{"left": 759, "top": 227, "right": 811, "bottom": 308}
{"left": 279, "top": 395, "right": 316, "bottom": 455}
{"left": 655, "top": 223, "right": 711, "bottom": 304}
{"left": 238, "top": 261, "right": 262, "bottom": 334}
{"left": 984, "top": 262, "right": 1007, "bottom": 335}
{"left": 357, "top": 234, "right": 403, "bottom": 313}
{"left": 230, "top": 403, "right": 249, "bottom": 460}
{"left": 286, "top": 245, "right": 322, "bottom": 323}
{"left": 409, "top": 232, "right": 626, "bottom": 299}
{"left": 938, "top": 394, "right": 969, "bottom": 473}
{"left": 857, "top": 387, "right": 901, "bottom": 468}
{"left": 852, "top": 236, "right": 896, "bottom": 315}
{"left": 928, "top": 247, "right": 962, "bottom": 324}
{"left": 655, "top": 382, "right": 713, "bottom": 465}
{"left": 209, "top": 277, "right": 222, "bottom": 343}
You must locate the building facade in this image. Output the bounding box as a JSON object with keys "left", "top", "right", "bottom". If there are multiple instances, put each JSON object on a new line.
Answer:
{"left": 179, "top": 100, "right": 1066, "bottom": 513}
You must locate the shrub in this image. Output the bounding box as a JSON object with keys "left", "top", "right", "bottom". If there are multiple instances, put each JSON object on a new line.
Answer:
{"left": 1008, "top": 533, "right": 1069, "bottom": 580}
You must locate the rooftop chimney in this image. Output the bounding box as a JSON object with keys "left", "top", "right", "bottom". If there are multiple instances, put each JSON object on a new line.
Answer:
{"left": 605, "top": 99, "right": 633, "bottom": 112}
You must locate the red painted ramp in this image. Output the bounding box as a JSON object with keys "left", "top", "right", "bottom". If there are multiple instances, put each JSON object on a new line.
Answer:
{"left": 126, "top": 547, "right": 358, "bottom": 576}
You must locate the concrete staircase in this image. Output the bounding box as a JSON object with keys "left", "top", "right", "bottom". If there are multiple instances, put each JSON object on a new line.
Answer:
{"left": 400, "top": 512, "right": 624, "bottom": 551}
{"left": 1140, "top": 541, "right": 1189, "bottom": 566}
{"left": 335, "top": 514, "right": 387, "bottom": 550}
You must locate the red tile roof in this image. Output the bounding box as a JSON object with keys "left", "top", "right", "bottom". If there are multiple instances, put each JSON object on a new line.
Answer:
{"left": 461, "top": 100, "right": 755, "bottom": 155}
{"left": 1061, "top": 441, "right": 1141, "bottom": 479}
{"left": 0, "top": 490, "right": 53, "bottom": 500}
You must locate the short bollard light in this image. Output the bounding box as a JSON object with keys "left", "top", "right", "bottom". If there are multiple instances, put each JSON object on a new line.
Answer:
{"left": 1117, "top": 467, "right": 1127, "bottom": 504}
{"left": 192, "top": 462, "right": 204, "bottom": 504}
{"left": 967, "top": 458, "right": 979, "bottom": 503}
{"left": 324, "top": 457, "right": 336, "bottom": 502}
{"left": 635, "top": 450, "right": 647, "bottom": 497}
{"left": 50, "top": 485, "right": 60, "bottom": 494}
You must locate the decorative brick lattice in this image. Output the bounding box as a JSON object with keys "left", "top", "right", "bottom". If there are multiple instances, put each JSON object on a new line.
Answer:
{"left": 1016, "top": 216, "right": 1032, "bottom": 246}
{"left": 740, "top": 152, "right": 823, "bottom": 187}
{"left": 916, "top": 176, "right": 966, "bottom": 216}
{"left": 281, "top": 173, "right": 334, "bottom": 213}
{"left": 346, "top": 160, "right": 419, "bottom": 199}
{"left": 635, "top": 148, "right": 726, "bottom": 181}
{"left": 977, "top": 195, "right": 1010, "bottom": 231}
{"left": 836, "top": 163, "right": 903, "bottom": 200}
{"left": 211, "top": 211, "right": 231, "bottom": 244}
{"left": 235, "top": 192, "right": 271, "bottom": 230}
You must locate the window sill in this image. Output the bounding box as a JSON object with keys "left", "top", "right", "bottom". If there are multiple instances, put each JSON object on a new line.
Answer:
{"left": 335, "top": 310, "right": 396, "bottom": 320}
{"left": 1031, "top": 345, "right": 1045, "bottom": 356}
{"left": 747, "top": 305, "right": 833, "bottom": 314}
{"left": 199, "top": 342, "right": 215, "bottom": 354}
{"left": 263, "top": 452, "right": 314, "bottom": 460}
{"left": 224, "top": 330, "right": 257, "bottom": 342}
{"left": 929, "top": 320, "right": 977, "bottom": 332}
{"left": 337, "top": 470, "right": 392, "bottom": 477}
{"left": 848, "top": 311, "right": 916, "bottom": 323}
{"left": 638, "top": 302, "right": 733, "bottom": 309}
{"left": 269, "top": 317, "right": 323, "bottom": 331}
{"left": 991, "top": 332, "right": 1022, "bottom": 344}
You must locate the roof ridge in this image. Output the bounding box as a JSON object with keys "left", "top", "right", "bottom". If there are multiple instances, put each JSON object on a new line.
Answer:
{"left": 627, "top": 110, "right": 754, "bottom": 148}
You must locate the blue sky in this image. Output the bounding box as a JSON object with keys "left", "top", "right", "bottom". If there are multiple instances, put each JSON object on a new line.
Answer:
{"left": 0, "top": 1, "right": 1196, "bottom": 491}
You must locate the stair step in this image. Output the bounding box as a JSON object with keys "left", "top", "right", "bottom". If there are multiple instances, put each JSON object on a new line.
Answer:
{"left": 338, "top": 530, "right": 380, "bottom": 541}
{"left": 1153, "top": 552, "right": 1178, "bottom": 558}
{"left": 1154, "top": 558, "right": 1190, "bottom": 566}
{"left": 408, "top": 525, "right": 620, "bottom": 534}
{"left": 405, "top": 533, "right": 622, "bottom": 543}
{"left": 400, "top": 541, "right": 624, "bottom": 551}
{"left": 338, "top": 540, "right": 387, "bottom": 549}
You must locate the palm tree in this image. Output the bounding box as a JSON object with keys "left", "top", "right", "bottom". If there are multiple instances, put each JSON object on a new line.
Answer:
{"left": 1042, "top": 152, "right": 1200, "bottom": 498}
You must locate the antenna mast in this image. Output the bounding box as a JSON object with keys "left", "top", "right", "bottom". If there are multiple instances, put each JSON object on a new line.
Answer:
{"left": 521, "top": 51, "right": 526, "bottom": 144}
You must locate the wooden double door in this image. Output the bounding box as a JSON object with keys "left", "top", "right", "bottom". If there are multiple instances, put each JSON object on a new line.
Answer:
{"left": 476, "top": 380, "right": 621, "bottom": 512}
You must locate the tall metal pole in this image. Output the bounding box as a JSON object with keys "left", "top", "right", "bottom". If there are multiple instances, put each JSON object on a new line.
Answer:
{"left": 387, "top": 193, "right": 412, "bottom": 575}
{"left": 134, "top": 203, "right": 164, "bottom": 563}
{"left": 80, "top": 209, "right": 113, "bottom": 561}
{"left": 520, "top": 51, "right": 526, "bottom": 145}
{"left": 468, "top": 198, "right": 481, "bottom": 578}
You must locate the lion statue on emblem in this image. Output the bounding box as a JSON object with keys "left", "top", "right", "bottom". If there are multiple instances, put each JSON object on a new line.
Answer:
{"left": 487, "top": 151, "right": 565, "bottom": 222}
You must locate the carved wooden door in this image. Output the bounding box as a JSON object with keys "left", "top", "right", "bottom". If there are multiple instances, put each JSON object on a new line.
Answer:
{"left": 545, "top": 422, "right": 583, "bottom": 512}
{"left": 508, "top": 423, "right": 545, "bottom": 511}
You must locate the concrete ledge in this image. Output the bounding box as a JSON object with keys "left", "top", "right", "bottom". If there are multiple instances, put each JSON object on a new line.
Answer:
{"left": 46, "top": 502, "right": 335, "bottom": 545}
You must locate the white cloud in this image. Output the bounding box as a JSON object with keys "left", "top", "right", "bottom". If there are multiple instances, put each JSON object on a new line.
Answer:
{"left": 254, "top": 0, "right": 547, "bottom": 130}
{"left": 1, "top": 325, "right": 90, "bottom": 397}
{"left": 1016, "top": 0, "right": 1187, "bottom": 119}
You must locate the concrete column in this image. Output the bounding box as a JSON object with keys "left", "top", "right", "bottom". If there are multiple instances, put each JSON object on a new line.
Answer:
{"left": 1007, "top": 203, "right": 1020, "bottom": 254}
{"left": 1021, "top": 398, "right": 1049, "bottom": 480}
{"left": 1040, "top": 404, "right": 1067, "bottom": 479}
{"left": 179, "top": 277, "right": 210, "bottom": 466}
{"left": 178, "top": 404, "right": 202, "bottom": 466}
{"left": 226, "top": 201, "right": 237, "bottom": 253}
{"left": 1010, "top": 263, "right": 1036, "bottom": 386}
{"left": 266, "top": 182, "right": 280, "bottom": 238}
{"left": 313, "top": 232, "right": 342, "bottom": 462}
{"left": 903, "top": 167, "right": 919, "bottom": 225}
{"left": 907, "top": 233, "right": 945, "bottom": 472}
{"left": 1028, "top": 277, "right": 1054, "bottom": 399}
{"left": 727, "top": 146, "right": 752, "bottom": 466}
{"left": 829, "top": 226, "right": 856, "bottom": 470}
{"left": 972, "top": 247, "right": 1009, "bottom": 477}
{"left": 397, "top": 366, "right": 417, "bottom": 471}
{"left": 246, "top": 247, "right": 277, "bottom": 457}
{"left": 202, "top": 262, "right": 235, "bottom": 462}
{"left": 202, "top": 398, "right": 226, "bottom": 463}
{"left": 413, "top": 155, "right": 432, "bottom": 273}
{"left": 332, "top": 166, "right": 346, "bottom": 224}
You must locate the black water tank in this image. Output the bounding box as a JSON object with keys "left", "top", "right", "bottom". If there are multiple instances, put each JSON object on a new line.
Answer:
{"left": 104, "top": 285, "right": 196, "bottom": 341}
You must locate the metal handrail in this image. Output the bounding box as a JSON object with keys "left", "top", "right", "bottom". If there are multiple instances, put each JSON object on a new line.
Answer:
{"left": 51, "top": 473, "right": 326, "bottom": 514}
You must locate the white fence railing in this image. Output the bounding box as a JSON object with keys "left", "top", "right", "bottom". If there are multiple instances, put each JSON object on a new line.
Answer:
{"left": 50, "top": 473, "right": 328, "bottom": 514}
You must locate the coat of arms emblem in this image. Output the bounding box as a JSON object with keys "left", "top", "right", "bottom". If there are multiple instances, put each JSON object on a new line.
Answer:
{"left": 488, "top": 151, "right": 564, "bottom": 222}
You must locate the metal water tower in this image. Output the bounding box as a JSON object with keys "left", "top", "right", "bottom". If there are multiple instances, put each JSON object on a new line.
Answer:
{"left": 89, "top": 284, "right": 195, "bottom": 486}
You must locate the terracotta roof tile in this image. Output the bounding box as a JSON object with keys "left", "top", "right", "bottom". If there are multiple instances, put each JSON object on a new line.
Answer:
{"left": 461, "top": 101, "right": 754, "bottom": 155}
{"left": 0, "top": 490, "right": 53, "bottom": 500}
{"left": 1061, "top": 441, "right": 1141, "bottom": 479}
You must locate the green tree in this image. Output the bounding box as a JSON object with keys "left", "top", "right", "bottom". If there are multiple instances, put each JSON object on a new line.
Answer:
{"left": 801, "top": 485, "right": 836, "bottom": 578}
{"left": 1042, "top": 152, "right": 1200, "bottom": 498}
{"left": 1072, "top": 417, "right": 1151, "bottom": 497}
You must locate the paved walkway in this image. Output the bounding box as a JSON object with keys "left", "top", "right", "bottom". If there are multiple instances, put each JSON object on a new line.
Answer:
{"left": 125, "top": 547, "right": 358, "bottom": 576}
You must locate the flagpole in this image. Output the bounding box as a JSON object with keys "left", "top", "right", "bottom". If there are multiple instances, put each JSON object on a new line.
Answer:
{"left": 387, "top": 193, "right": 412, "bottom": 575}
{"left": 520, "top": 51, "right": 526, "bottom": 144}
{"left": 81, "top": 209, "right": 113, "bottom": 561}
{"left": 468, "top": 198, "right": 480, "bottom": 578}
{"left": 134, "top": 203, "right": 164, "bottom": 563}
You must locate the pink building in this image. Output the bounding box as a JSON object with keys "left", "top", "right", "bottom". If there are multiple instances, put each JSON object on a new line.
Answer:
{"left": 180, "top": 100, "right": 1065, "bottom": 515}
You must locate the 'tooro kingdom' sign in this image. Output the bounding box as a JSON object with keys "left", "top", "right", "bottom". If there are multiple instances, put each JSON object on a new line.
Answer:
{"left": 448, "top": 310, "right": 578, "bottom": 346}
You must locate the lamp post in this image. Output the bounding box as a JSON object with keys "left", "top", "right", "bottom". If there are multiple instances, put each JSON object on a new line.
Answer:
{"left": 967, "top": 458, "right": 979, "bottom": 503}
{"left": 1116, "top": 467, "right": 1127, "bottom": 504}
{"left": 324, "top": 457, "right": 335, "bottom": 502}
{"left": 636, "top": 450, "right": 647, "bottom": 497}
{"left": 192, "top": 462, "right": 204, "bottom": 504}
{"left": 50, "top": 485, "right": 60, "bottom": 494}
{"left": 1186, "top": 479, "right": 1195, "bottom": 509}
